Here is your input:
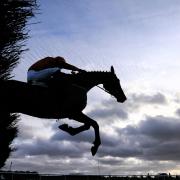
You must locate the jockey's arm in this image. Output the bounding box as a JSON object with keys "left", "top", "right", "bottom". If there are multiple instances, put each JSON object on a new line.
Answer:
{"left": 61, "top": 62, "right": 80, "bottom": 71}
{"left": 55, "top": 57, "right": 83, "bottom": 72}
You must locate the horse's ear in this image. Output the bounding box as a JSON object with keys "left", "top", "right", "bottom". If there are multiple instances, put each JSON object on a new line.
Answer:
{"left": 111, "top": 66, "right": 115, "bottom": 74}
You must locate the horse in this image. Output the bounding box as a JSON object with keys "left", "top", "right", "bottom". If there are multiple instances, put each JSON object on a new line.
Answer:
{"left": 0, "top": 66, "right": 126, "bottom": 155}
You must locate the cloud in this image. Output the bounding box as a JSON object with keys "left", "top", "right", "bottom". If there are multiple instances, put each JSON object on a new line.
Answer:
{"left": 86, "top": 92, "right": 167, "bottom": 124}
{"left": 9, "top": 112, "right": 180, "bottom": 174}
{"left": 131, "top": 93, "right": 167, "bottom": 105}
{"left": 112, "top": 115, "right": 180, "bottom": 161}
{"left": 15, "top": 137, "right": 85, "bottom": 158}
{"left": 51, "top": 123, "right": 121, "bottom": 151}
{"left": 51, "top": 126, "right": 94, "bottom": 145}
{"left": 87, "top": 101, "right": 128, "bottom": 120}
{"left": 7, "top": 155, "right": 98, "bottom": 174}
{"left": 126, "top": 92, "right": 167, "bottom": 111}
{"left": 124, "top": 116, "right": 180, "bottom": 141}
{"left": 16, "top": 113, "right": 180, "bottom": 162}
{"left": 175, "top": 108, "right": 180, "bottom": 117}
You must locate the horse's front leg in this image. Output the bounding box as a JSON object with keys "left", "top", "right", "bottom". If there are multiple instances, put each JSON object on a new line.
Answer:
{"left": 59, "top": 123, "right": 90, "bottom": 136}
{"left": 69, "top": 112, "right": 101, "bottom": 156}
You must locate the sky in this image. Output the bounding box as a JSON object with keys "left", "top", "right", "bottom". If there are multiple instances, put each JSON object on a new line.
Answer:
{"left": 4, "top": 0, "right": 180, "bottom": 175}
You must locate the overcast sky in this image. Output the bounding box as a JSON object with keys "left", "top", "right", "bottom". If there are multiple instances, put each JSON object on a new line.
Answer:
{"left": 5, "top": 0, "right": 180, "bottom": 175}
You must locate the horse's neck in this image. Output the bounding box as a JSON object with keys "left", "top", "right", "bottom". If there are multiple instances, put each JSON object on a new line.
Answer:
{"left": 75, "top": 71, "right": 111, "bottom": 90}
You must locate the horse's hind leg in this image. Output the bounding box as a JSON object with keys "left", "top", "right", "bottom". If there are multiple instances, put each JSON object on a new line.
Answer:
{"left": 59, "top": 123, "right": 90, "bottom": 136}
{"left": 69, "top": 112, "right": 101, "bottom": 156}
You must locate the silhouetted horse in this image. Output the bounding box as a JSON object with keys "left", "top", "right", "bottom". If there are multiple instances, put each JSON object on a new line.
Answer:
{"left": 0, "top": 66, "right": 126, "bottom": 155}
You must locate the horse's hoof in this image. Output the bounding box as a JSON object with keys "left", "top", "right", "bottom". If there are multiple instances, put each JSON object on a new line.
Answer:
{"left": 91, "top": 146, "right": 98, "bottom": 156}
{"left": 59, "top": 124, "right": 68, "bottom": 131}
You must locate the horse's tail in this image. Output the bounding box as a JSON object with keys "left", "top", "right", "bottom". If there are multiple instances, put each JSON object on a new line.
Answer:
{"left": 0, "top": 0, "right": 37, "bottom": 169}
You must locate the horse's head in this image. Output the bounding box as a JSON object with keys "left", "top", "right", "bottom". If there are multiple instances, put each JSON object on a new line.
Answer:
{"left": 103, "top": 66, "right": 127, "bottom": 103}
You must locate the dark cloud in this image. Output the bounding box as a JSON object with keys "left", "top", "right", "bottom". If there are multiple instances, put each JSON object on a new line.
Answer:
{"left": 7, "top": 155, "right": 99, "bottom": 174}
{"left": 8, "top": 113, "right": 180, "bottom": 174}
{"left": 16, "top": 114, "right": 180, "bottom": 162}
{"left": 15, "top": 137, "right": 85, "bottom": 158}
{"left": 124, "top": 116, "right": 180, "bottom": 141}
{"left": 98, "top": 157, "right": 124, "bottom": 166}
{"left": 99, "top": 144, "right": 143, "bottom": 158}
{"left": 112, "top": 115, "right": 180, "bottom": 161}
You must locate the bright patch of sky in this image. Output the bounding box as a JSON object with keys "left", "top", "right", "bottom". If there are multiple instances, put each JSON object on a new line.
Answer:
{"left": 8, "top": 0, "right": 180, "bottom": 175}
{"left": 14, "top": 0, "right": 180, "bottom": 92}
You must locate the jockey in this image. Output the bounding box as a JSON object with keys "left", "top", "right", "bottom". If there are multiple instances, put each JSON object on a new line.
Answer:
{"left": 27, "top": 56, "right": 83, "bottom": 86}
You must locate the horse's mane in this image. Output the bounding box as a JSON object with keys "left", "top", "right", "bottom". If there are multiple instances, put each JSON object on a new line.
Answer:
{"left": 84, "top": 70, "right": 110, "bottom": 73}
{"left": 74, "top": 70, "right": 112, "bottom": 77}
{"left": 72, "top": 69, "right": 117, "bottom": 82}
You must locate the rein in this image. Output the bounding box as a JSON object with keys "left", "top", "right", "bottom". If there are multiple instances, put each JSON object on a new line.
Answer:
{"left": 96, "top": 85, "right": 111, "bottom": 95}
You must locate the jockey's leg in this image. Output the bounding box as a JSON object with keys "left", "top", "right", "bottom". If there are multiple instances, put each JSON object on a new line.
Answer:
{"left": 48, "top": 71, "right": 72, "bottom": 93}
{"left": 50, "top": 71, "right": 71, "bottom": 84}
{"left": 59, "top": 123, "right": 90, "bottom": 136}
{"left": 27, "top": 68, "right": 60, "bottom": 85}
{"left": 69, "top": 112, "right": 101, "bottom": 156}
